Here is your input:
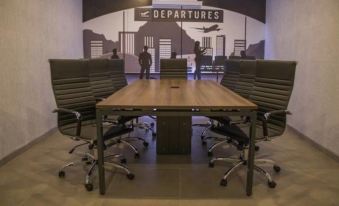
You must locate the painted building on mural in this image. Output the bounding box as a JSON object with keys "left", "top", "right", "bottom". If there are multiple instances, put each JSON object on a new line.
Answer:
{"left": 82, "top": 0, "right": 266, "bottom": 73}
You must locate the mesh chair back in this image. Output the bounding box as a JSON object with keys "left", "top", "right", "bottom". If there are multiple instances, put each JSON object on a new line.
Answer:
{"left": 88, "top": 59, "right": 116, "bottom": 99}
{"left": 201, "top": 56, "right": 213, "bottom": 66}
{"left": 108, "top": 59, "right": 128, "bottom": 91}
{"left": 49, "top": 59, "right": 96, "bottom": 130}
{"left": 214, "top": 56, "right": 227, "bottom": 66}
{"left": 160, "top": 59, "right": 187, "bottom": 79}
{"left": 220, "top": 60, "right": 240, "bottom": 90}
{"left": 250, "top": 60, "right": 296, "bottom": 136}
{"left": 234, "top": 60, "right": 256, "bottom": 98}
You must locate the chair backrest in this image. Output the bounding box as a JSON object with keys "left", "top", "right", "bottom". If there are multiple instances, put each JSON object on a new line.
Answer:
{"left": 243, "top": 56, "right": 256, "bottom": 60}
{"left": 160, "top": 59, "right": 187, "bottom": 79}
{"left": 49, "top": 59, "right": 96, "bottom": 130}
{"left": 220, "top": 60, "right": 240, "bottom": 90}
{"left": 234, "top": 60, "right": 256, "bottom": 98}
{"left": 229, "top": 56, "right": 242, "bottom": 60}
{"left": 201, "top": 56, "right": 213, "bottom": 66}
{"left": 88, "top": 59, "right": 116, "bottom": 99}
{"left": 214, "top": 56, "right": 227, "bottom": 66}
{"left": 250, "top": 60, "right": 296, "bottom": 136}
{"left": 108, "top": 59, "right": 128, "bottom": 90}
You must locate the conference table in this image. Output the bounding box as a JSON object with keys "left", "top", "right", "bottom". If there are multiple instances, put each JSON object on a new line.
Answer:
{"left": 96, "top": 79, "right": 257, "bottom": 196}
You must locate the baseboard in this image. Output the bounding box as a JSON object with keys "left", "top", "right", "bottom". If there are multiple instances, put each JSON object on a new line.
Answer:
{"left": 288, "top": 125, "right": 339, "bottom": 162}
{"left": 0, "top": 127, "right": 58, "bottom": 167}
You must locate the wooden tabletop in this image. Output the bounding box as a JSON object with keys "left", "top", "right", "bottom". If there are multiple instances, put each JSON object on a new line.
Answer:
{"left": 97, "top": 79, "right": 257, "bottom": 110}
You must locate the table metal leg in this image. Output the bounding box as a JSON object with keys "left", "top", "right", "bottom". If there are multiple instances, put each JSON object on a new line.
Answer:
{"left": 246, "top": 111, "right": 256, "bottom": 196}
{"left": 96, "top": 110, "right": 105, "bottom": 195}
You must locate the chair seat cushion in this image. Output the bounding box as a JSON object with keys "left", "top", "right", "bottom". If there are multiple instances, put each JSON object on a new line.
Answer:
{"left": 208, "top": 116, "right": 232, "bottom": 124}
{"left": 117, "top": 116, "right": 138, "bottom": 124}
{"left": 103, "top": 125, "right": 133, "bottom": 140}
{"left": 208, "top": 115, "right": 244, "bottom": 125}
{"left": 210, "top": 122, "right": 284, "bottom": 149}
{"left": 210, "top": 124, "right": 249, "bottom": 147}
{"left": 60, "top": 120, "right": 132, "bottom": 141}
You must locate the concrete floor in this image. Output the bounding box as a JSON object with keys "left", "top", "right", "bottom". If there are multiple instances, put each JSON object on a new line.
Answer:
{"left": 0, "top": 117, "right": 339, "bottom": 206}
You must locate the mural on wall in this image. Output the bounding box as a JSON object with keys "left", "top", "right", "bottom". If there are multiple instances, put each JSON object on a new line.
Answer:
{"left": 83, "top": 0, "right": 266, "bottom": 73}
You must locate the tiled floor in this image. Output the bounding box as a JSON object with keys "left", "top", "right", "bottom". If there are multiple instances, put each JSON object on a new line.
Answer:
{"left": 0, "top": 117, "right": 339, "bottom": 206}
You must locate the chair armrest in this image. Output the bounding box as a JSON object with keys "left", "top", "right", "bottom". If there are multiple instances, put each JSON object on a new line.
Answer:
{"left": 53, "top": 108, "right": 82, "bottom": 137}
{"left": 264, "top": 110, "right": 292, "bottom": 121}
{"left": 53, "top": 108, "right": 82, "bottom": 120}
{"left": 262, "top": 110, "right": 292, "bottom": 140}
{"left": 96, "top": 97, "right": 106, "bottom": 102}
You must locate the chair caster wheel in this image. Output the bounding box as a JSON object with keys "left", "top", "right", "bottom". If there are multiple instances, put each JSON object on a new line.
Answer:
{"left": 208, "top": 162, "right": 214, "bottom": 168}
{"left": 58, "top": 170, "right": 65, "bottom": 178}
{"left": 85, "top": 183, "right": 93, "bottom": 191}
{"left": 134, "top": 153, "right": 140, "bottom": 159}
{"left": 273, "top": 165, "right": 281, "bottom": 173}
{"left": 120, "top": 158, "right": 127, "bottom": 164}
{"left": 143, "top": 142, "right": 149, "bottom": 147}
{"left": 220, "top": 179, "right": 227, "bottom": 187}
{"left": 202, "top": 141, "right": 207, "bottom": 146}
{"left": 127, "top": 173, "right": 135, "bottom": 180}
{"left": 207, "top": 151, "right": 213, "bottom": 157}
{"left": 268, "top": 181, "right": 277, "bottom": 188}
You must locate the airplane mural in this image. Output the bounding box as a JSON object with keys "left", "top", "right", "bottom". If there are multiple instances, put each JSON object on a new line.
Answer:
{"left": 193, "top": 24, "right": 221, "bottom": 33}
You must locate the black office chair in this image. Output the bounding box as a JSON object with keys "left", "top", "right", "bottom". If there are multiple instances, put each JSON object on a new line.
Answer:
{"left": 88, "top": 59, "right": 116, "bottom": 100}
{"left": 220, "top": 59, "right": 241, "bottom": 90}
{"left": 160, "top": 59, "right": 188, "bottom": 79}
{"left": 88, "top": 59, "right": 149, "bottom": 158}
{"left": 228, "top": 55, "right": 242, "bottom": 60}
{"left": 234, "top": 60, "right": 257, "bottom": 98}
{"left": 208, "top": 60, "right": 297, "bottom": 188}
{"left": 213, "top": 56, "right": 227, "bottom": 82}
{"left": 109, "top": 59, "right": 128, "bottom": 91}
{"left": 108, "top": 59, "right": 156, "bottom": 138}
{"left": 199, "top": 60, "right": 242, "bottom": 142}
{"left": 200, "top": 55, "right": 213, "bottom": 72}
{"left": 49, "top": 59, "right": 135, "bottom": 191}
{"left": 204, "top": 60, "right": 256, "bottom": 154}
{"left": 214, "top": 56, "right": 227, "bottom": 67}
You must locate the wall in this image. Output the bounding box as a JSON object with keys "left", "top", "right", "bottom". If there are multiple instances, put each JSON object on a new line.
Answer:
{"left": 265, "top": 0, "right": 339, "bottom": 156}
{"left": 0, "top": 0, "right": 83, "bottom": 161}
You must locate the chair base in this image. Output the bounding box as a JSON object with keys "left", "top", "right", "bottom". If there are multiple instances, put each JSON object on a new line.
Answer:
{"left": 58, "top": 152, "right": 133, "bottom": 192}
{"left": 58, "top": 142, "right": 131, "bottom": 192}
{"left": 116, "top": 136, "right": 149, "bottom": 158}
{"left": 209, "top": 154, "right": 280, "bottom": 189}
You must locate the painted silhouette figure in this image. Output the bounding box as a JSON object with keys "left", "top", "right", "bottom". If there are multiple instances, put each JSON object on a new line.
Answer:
{"left": 240, "top": 50, "right": 246, "bottom": 58}
{"left": 170, "top": 51, "right": 177, "bottom": 59}
{"left": 111, "top": 48, "right": 119, "bottom": 59}
{"left": 138, "top": 46, "right": 152, "bottom": 79}
{"left": 194, "top": 41, "right": 206, "bottom": 80}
